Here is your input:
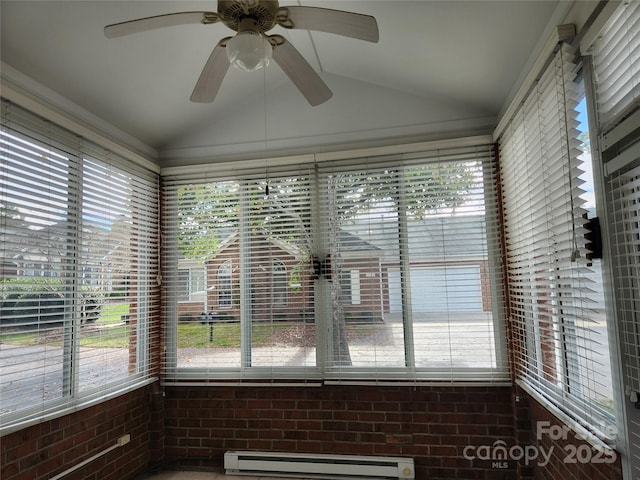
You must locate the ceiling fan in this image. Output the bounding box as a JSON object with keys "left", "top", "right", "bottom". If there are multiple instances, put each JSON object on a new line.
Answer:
{"left": 104, "top": 0, "right": 379, "bottom": 106}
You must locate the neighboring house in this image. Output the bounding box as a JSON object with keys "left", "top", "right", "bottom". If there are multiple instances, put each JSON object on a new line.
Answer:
{"left": 176, "top": 258, "right": 207, "bottom": 320}
{"left": 0, "top": 206, "right": 134, "bottom": 328}
{"left": 178, "top": 218, "right": 492, "bottom": 322}
{"left": 177, "top": 231, "right": 317, "bottom": 322}
{"left": 0, "top": 203, "right": 133, "bottom": 293}
{"left": 342, "top": 215, "right": 493, "bottom": 314}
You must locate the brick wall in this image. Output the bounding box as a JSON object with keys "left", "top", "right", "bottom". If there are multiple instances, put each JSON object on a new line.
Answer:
{"left": 1, "top": 385, "right": 154, "bottom": 480}
{"left": 526, "top": 394, "right": 622, "bottom": 480}
{"left": 1, "top": 382, "right": 625, "bottom": 480}
{"left": 164, "top": 384, "right": 516, "bottom": 480}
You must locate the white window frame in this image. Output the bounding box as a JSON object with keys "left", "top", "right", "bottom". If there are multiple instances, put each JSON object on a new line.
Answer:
{"left": 177, "top": 263, "right": 206, "bottom": 303}
{"left": 162, "top": 136, "right": 508, "bottom": 384}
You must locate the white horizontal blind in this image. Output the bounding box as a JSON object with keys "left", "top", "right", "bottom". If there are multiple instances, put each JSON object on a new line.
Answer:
{"left": 163, "top": 141, "right": 508, "bottom": 383}
{"left": 162, "top": 166, "right": 318, "bottom": 380}
{"left": 499, "top": 44, "right": 614, "bottom": 431}
{"left": 591, "top": 0, "right": 640, "bottom": 133}
{"left": 608, "top": 158, "right": 640, "bottom": 480}
{"left": 78, "top": 144, "right": 160, "bottom": 394}
{"left": 0, "top": 99, "right": 159, "bottom": 429}
{"left": 606, "top": 159, "right": 640, "bottom": 404}
{"left": 318, "top": 145, "right": 507, "bottom": 382}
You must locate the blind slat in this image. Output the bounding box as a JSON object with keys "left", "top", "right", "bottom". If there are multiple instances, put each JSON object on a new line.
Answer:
{"left": 592, "top": 0, "right": 640, "bottom": 132}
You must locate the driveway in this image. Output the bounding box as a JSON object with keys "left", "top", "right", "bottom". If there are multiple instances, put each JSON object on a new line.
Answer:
{"left": 0, "top": 344, "right": 129, "bottom": 415}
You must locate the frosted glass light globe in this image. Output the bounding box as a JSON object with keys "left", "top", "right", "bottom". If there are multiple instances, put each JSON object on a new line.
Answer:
{"left": 226, "top": 31, "right": 272, "bottom": 72}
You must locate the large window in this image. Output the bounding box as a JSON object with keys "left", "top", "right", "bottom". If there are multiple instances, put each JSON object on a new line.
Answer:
{"left": 164, "top": 173, "right": 315, "bottom": 373}
{"left": 498, "top": 42, "right": 615, "bottom": 436}
{"left": 584, "top": 1, "right": 640, "bottom": 472}
{"left": 163, "top": 141, "right": 507, "bottom": 382}
{"left": 0, "top": 100, "right": 159, "bottom": 431}
{"left": 319, "top": 149, "right": 505, "bottom": 379}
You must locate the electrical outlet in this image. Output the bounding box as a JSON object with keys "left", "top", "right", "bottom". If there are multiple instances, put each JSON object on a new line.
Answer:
{"left": 117, "top": 434, "right": 131, "bottom": 446}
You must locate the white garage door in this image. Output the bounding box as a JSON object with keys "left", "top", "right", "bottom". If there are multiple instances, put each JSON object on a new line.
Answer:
{"left": 388, "top": 266, "right": 483, "bottom": 313}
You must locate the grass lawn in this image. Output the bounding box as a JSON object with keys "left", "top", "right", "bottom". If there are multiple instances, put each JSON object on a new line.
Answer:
{"left": 0, "top": 330, "right": 36, "bottom": 345}
{"left": 99, "top": 302, "right": 129, "bottom": 324}
{"left": 79, "top": 324, "right": 130, "bottom": 348}
{"left": 80, "top": 302, "right": 130, "bottom": 347}
{"left": 177, "top": 321, "right": 295, "bottom": 348}
{"left": 1, "top": 302, "right": 382, "bottom": 350}
{"left": 0, "top": 302, "right": 131, "bottom": 346}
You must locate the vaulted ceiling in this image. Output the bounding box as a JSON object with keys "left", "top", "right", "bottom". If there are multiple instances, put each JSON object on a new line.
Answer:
{"left": 1, "top": 1, "right": 573, "bottom": 166}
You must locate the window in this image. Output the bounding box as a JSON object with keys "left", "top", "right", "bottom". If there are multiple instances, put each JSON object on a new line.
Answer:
{"left": 581, "top": 2, "right": 640, "bottom": 472}
{"left": 605, "top": 151, "right": 640, "bottom": 471}
{"left": 0, "top": 100, "right": 159, "bottom": 430}
{"left": 178, "top": 269, "right": 190, "bottom": 302}
{"left": 498, "top": 43, "right": 615, "bottom": 435}
{"left": 163, "top": 141, "right": 507, "bottom": 382}
{"left": 177, "top": 265, "right": 205, "bottom": 302}
{"left": 320, "top": 150, "right": 505, "bottom": 378}
{"left": 339, "top": 270, "right": 361, "bottom": 306}
{"left": 164, "top": 174, "right": 316, "bottom": 372}
{"left": 587, "top": 0, "right": 640, "bottom": 134}
{"left": 587, "top": 0, "right": 640, "bottom": 400}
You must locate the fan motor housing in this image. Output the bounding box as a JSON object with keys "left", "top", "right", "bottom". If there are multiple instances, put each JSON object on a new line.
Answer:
{"left": 218, "top": 0, "right": 279, "bottom": 32}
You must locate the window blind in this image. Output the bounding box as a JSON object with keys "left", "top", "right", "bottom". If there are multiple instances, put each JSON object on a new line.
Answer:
{"left": 162, "top": 166, "right": 318, "bottom": 380}
{"left": 590, "top": 0, "right": 640, "bottom": 133}
{"left": 163, "top": 141, "right": 508, "bottom": 383}
{"left": 0, "top": 99, "right": 160, "bottom": 430}
{"left": 318, "top": 145, "right": 507, "bottom": 382}
{"left": 499, "top": 43, "right": 614, "bottom": 432}
{"left": 606, "top": 159, "right": 640, "bottom": 401}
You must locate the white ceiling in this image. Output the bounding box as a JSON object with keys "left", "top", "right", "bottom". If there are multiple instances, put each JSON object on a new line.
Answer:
{"left": 1, "top": 0, "right": 570, "bottom": 166}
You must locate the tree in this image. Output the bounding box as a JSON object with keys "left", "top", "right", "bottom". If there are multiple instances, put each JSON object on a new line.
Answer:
{"left": 334, "top": 162, "right": 478, "bottom": 221}
{"left": 329, "top": 161, "right": 480, "bottom": 365}
{"left": 175, "top": 162, "right": 479, "bottom": 366}
{"left": 177, "top": 182, "right": 239, "bottom": 261}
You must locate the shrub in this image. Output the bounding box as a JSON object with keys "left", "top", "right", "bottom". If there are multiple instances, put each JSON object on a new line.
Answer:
{"left": 0, "top": 279, "right": 103, "bottom": 329}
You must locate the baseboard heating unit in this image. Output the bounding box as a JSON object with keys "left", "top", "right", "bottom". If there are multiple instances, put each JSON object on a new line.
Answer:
{"left": 224, "top": 451, "right": 415, "bottom": 479}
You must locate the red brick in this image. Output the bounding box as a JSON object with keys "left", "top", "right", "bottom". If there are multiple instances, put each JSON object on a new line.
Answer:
{"left": 11, "top": 383, "right": 622, "bottom": 480}
{"left": 2, "top": 386, "right": 152, "bottom": 480}
{"left": 386, "top": 434, "right": 412, "bottom": 444}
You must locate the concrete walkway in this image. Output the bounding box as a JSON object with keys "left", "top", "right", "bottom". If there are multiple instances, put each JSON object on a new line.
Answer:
{"left": 177, "top": 318, "right": 499, "bottom": 370}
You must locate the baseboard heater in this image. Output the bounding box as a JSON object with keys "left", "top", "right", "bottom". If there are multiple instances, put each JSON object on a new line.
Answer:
{"left": 224, "top": 451, "right": 415, "bottom": 479}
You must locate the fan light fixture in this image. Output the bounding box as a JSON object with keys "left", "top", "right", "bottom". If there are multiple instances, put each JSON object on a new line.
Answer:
{"left": 104, "top": 1, "right": 380, "bottom": 105}
{"left": 226, "top": 30, "right": 272, "bottom": 72}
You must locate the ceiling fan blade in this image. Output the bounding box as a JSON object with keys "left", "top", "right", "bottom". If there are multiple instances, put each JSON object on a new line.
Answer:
{"left": 276, "top": 6, "right": 379, "bottom": 43}
{"left": 190, "top": 38, "right": 232, "bottom": 103}
{"left": 104, "top": 12, "right": 219, "bottom": 38}
{"left": 270, "top": 36, "right": 332, "bottom": 106}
